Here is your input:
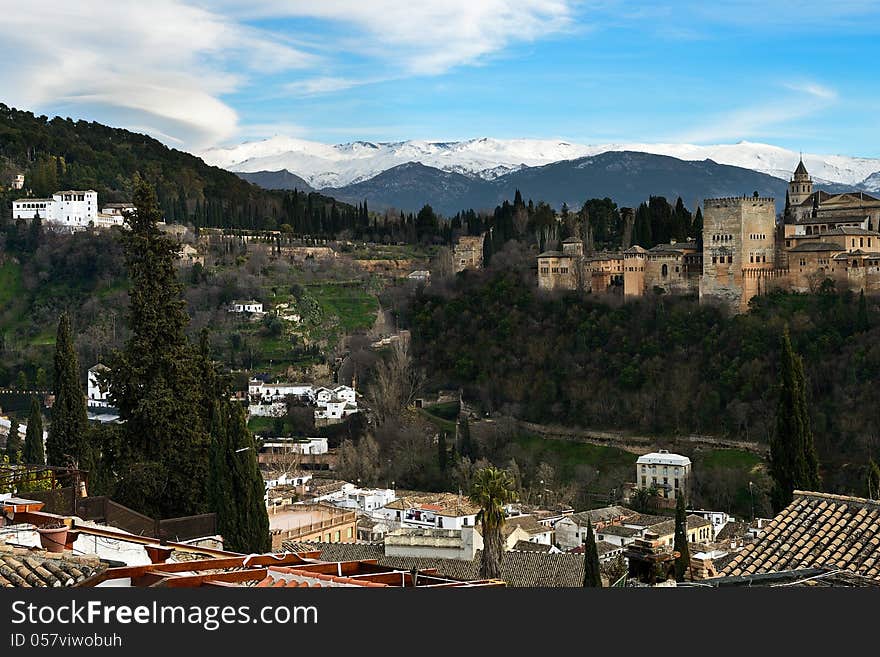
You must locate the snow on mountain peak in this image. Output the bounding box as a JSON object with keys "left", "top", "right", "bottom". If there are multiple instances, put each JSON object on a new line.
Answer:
{"left": 198, "top": 137, "right": 880, "bottom": 190}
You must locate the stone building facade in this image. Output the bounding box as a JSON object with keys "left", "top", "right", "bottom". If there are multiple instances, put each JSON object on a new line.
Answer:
{"left": 537, "top": 160, "right": 880, "bottom": 313}
{"left": 454, "top": 234, "right": 485, "bottom": 273}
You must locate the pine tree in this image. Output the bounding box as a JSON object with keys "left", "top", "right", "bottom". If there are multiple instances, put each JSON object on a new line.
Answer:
{"left": 5, "top": 418, "right": 21, "bottom": 464}
{"left": 47, "top": 313, "right": 89, "bottom": 467}
{"left": 23, "top": 396, "right": 45, "bottom": 465}
{"left": 856, "top": 290, "right": 869, "bottom": 332}
{"left": 582, "top": 518, "right": 602, "bottom": 587}
{"left": 770, "top": 328, "right": 821, "bottom": 511}
{"left": 105, "top": 179, "right": 211, "bottom": 517}
{"left": 673, "top": 495, "right": 690, "bottom": 582}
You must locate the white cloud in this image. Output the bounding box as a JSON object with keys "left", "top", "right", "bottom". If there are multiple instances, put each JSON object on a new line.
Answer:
{"left": 205, "top": 1, "right": 577, "bottom": 75}
{"left": 0, "top": 0, "right": 315, "bottom": 148}
{"left": 0, "top": 1, "right": 577, "bottom": 148}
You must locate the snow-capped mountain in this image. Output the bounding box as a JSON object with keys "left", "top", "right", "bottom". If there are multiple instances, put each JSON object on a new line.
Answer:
{"left": 199, "top": 137, "right": 880, "bottom": 190}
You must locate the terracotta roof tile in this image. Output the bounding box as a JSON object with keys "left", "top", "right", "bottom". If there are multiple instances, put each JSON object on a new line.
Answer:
{"left": 719, "top": 491, "right": 880, "bottom": 582}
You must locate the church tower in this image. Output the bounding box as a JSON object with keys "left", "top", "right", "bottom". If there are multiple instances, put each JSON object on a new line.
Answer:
{"left": 788, "top": 156, "right": 813, "bottom": 207}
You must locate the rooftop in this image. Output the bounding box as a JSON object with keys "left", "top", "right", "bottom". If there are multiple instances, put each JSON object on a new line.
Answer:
{"left": 282, "top": 541, "right": 588, "bottom": 587}
{"left": 719, "top": 491, "right": 880, "bottom": 581}
{"left": 788, "top": 241, "right": 844, "bottom": 252}
{"left": 383, "top": 492, "right": 480, "bottom": 517}
{"left": 0, "top": 540, "right": 107, "bottom": 587}
{"left": 636, "top": 450, "right": 691, "bottom": 467}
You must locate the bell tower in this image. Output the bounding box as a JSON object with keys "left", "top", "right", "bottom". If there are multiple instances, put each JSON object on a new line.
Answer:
{"left": 788, "top": 155, "right": 813, "bottom": 207}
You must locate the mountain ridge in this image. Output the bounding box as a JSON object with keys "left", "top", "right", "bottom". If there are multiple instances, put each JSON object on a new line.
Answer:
{"left": 201, "top": 136, "right": 880, "bottom": 190}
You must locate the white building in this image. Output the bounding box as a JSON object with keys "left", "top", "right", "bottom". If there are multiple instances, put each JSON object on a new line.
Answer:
{"left": 248, "top": 379, "right": 314, "bottom": 403}
{"left": 11, "top": 174, "right": 24, "bottom": 190}
{"left": 229, "top": 300, "right": 264, "bottom": 314}
{"left": 315, "top": 484, "right": 397, "bottom": 514}
{"left": 635, "top": 449, "right": 692, "bottom": 502}
{"left": 377, "top": 494, "right": 480, "bottom": 531}
{"left": 687, "top": 509, "right": 733, "bottom": 535}
{"left": 11, "top": 190, "right": 135, "bottom": 232}
{"left": 87, "top": 364, "right": 112, "bottom": 408}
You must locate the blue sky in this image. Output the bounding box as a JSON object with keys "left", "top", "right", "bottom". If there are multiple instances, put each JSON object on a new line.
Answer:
{"left": 2, "top": 1, "right": 880, "bottom": 155}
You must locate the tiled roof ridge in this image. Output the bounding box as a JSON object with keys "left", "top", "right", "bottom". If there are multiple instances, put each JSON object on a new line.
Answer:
{"left": 794, "top": 490, "right": 880, "bottom": 508}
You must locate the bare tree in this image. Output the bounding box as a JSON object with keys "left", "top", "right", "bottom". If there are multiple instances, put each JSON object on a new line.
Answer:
{"left": 366, "top": 341, "right": 425, "bottom": 425}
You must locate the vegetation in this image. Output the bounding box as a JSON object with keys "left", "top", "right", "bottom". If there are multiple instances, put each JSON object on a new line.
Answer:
{"left": 46, "top": 314, "right": 88, "bottom": 467}
{"left": 673, "top": 495, "right": 690, "bottom": 582}
{"left": 0, "top": 104, "right": 359, "bottom": 232}
{"left": 582, "top": 518, "right": 602, "bottom": 587}
{"left": 4, "top": 418, "right": 20, "bottom": 464}
{"left": 22, "top": 396, "right": 45, "bottom": 465}
{"left": 406, "top": 265, "right": 880, "bottom": 498}
{"left": 470, "top": 466, "right": 517, "bottom": 580}
{"left": 769, "top": 328, "right": 820, "bottom": 511}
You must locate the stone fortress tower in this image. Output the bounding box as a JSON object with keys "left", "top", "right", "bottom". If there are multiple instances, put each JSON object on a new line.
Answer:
{"left": 699, "top": 195, "right": 777, "bottom": 312}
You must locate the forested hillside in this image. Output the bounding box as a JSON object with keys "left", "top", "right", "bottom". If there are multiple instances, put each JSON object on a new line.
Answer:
{"left": 406, "top": 263, "right": 880, "bottom": 497}
{"left": 0, "top": 104, "right": 360, "bottom": 232}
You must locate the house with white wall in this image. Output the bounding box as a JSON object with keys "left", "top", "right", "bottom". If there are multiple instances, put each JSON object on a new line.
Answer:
{"left": 377, "top": 493, "right": 480, "bottom": 531}
{"left": 229, "top": 300, "right": 264, "bottom": 314}
{"left": 12, "top": 190, "right": 133, "bottom": 231}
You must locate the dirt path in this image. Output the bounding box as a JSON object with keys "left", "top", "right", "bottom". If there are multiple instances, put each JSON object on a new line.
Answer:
{"left": 499, "top": 418, "right": 769, "bottom": 456}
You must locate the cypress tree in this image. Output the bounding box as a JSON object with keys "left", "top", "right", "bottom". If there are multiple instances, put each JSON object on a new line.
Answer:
{"left": 105, "top": 179, "right": 211, "bottom": 517}
{"left": 856, "top": 290, "right": 869, "bottom": 332}
{"left": 438, "top": 432, "right": 448, "bottom": 472}
{"left": 867, "top": 459, "right": 880, "bottom": 499}
{"left": 5, "top": 418, "right": 21, "bottom": 464}
{"left": 208, "top": 401, "right": 271, "bottom": 553}
{"left": 23, "top": 396, "right": 45, "bottom": 465}
{"left": 47, "top": 313, "right": 89, "bottom": 467}
{"left": 770, "top": 328, "right": 821, "bottom": 511}
{"left": 673, "top": 495, "right": 690, "bottom": 582}
{"left": 582, "top": 518, "right": 602, "bottom": 587}
{"left": 458, "top": 416, "right": 474, "bottom": 460}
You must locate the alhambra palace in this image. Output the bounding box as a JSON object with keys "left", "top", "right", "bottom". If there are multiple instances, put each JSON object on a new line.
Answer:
{"left": 537, "top": 160, "right": 880, "bottom": 312}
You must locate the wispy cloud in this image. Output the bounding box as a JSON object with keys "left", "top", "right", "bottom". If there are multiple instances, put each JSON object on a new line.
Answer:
{"left": 0, "top": 1, "right": 580, "bottom": 148}
{"left": 206, "top": 1, "right": 577, "bottom": 75}
{"left": 676, "top": 81, "right": 839, "bottom": 143}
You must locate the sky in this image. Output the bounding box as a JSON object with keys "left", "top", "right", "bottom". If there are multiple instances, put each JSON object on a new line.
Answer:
{"left": 2, "top": 1, "right": 880, "bottom": 156}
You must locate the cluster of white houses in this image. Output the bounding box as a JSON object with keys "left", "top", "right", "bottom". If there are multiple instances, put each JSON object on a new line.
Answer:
{"left": 260, "top": 451, "right": 734, "bottom": 568}
{"left": 12, "top": 190, "right": 136, "bottom": 231}
{"left": 248, "top": 378, "right": 359, "bottom": 426}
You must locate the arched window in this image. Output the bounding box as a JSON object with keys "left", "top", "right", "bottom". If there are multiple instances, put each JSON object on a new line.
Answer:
{"left": 661, "top": 264, "right": 668, "bottom": 277}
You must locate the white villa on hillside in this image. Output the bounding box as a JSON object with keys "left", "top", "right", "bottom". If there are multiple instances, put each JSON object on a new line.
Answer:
{"left": 247, "top": 379, "right": 360, "bottom": 426}
{"left": 12, "top": 191, "right": 136, "bottom": 231}
{"left": 229, "top": 300, "right": 264, "bottom": 314}
{"left": 635, "top": 449, "right": 692, "bottom": 503}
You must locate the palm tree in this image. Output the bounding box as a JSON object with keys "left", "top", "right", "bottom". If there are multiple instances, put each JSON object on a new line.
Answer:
{"left": 631, "top": 485, "right": 659, "bottom": 513}
{"left": 470, "top": 466, "right": 517, "bottom": 580}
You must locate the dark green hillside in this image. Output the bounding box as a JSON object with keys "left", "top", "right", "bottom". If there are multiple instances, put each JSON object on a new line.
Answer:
{"left": 0, "top": 104, "right": 358, "bottom": 232}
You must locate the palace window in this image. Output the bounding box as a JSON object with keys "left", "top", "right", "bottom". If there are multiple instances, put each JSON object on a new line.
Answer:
{"left": 728, "top": 256, "right": 733, "bottom": 263}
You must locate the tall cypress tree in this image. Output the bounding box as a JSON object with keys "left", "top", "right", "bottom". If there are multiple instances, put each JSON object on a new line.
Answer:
{"left": 47, "top": 313, "right": 89, "bottom": 467}
{"left": 770, "top": 328, "right": 821, "bottom": 511}
{"left": 856, "top": 290, "right": 869, "bottom": 333}
{"left": 23, "top": 396, "right": 45, "bottom": 465}
{"left": 867, "top": 459, "right": 880, "bottom": 500}
{"left": 438, "top": 432, "right": 448, "bottom": 472}
{"left": 5, "top": 418, "right": 21, "bottom": 464}
{"left": 582, "top": 518, "right": 602, "bottom": 587}
{"left": 673, "top": 495, "right": 690, "bottom": 582}
{"left": 106, "top": 179, "right": 210, "bottom": 517}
